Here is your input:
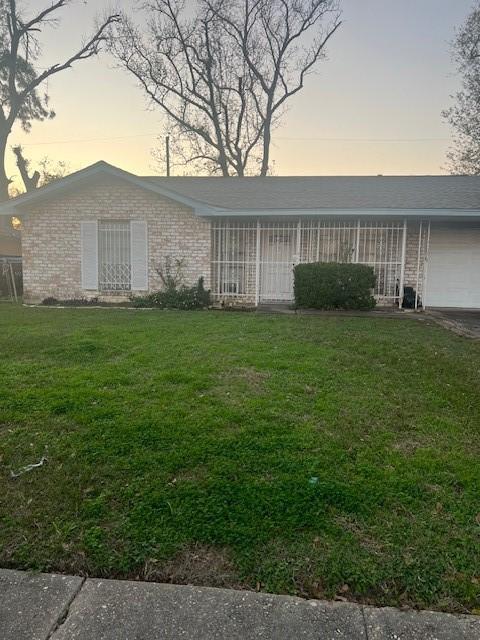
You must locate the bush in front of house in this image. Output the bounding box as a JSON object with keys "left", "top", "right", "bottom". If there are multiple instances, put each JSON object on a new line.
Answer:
{"left": 294, "top": 262, "right": 376, "bottom": 310}
{"left": 42, "top": 297, "right": 100, "bottom": 306}
{"left": 130, "top": 276, "right": 211, "bottom": 310}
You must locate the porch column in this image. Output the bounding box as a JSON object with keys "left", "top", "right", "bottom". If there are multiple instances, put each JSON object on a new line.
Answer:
{"left": 296, "top": 219, "right": 302, "bottom": 263}
{"left": 355, "top": 219, "right": 361, "bottom": 262}
{"left": 255, "top": 219, "right": 261, "bottom": 306}
{"left": 398, "top": 218, "right": 408, "bottom": 308}
{"left": 414, "top": 221, "right": 423, "bottom": 310}
{"left": 421, "top": 221, "right": 432, "bottom": 310}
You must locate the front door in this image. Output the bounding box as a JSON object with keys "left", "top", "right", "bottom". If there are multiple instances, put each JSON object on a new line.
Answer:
{"left": 259, "top": 226, "right": 297, "bottom": 301}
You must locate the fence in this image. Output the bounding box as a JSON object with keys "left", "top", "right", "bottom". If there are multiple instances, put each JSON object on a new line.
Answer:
{"left": 0, "top": 257, "right": 23, "bottom": 300}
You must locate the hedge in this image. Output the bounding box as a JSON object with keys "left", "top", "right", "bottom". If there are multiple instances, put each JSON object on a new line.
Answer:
{"left": 294, "top": 262, "right": 376, "bottom": 310}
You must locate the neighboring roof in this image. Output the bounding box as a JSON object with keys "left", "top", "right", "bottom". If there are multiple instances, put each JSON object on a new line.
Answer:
{"left": 143, "top": 175, "right": 480, "bottom": 211}
{"left": 1, "top": 161, "right": 480, "bottom": 218}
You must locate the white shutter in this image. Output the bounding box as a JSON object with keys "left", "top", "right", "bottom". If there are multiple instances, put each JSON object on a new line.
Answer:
{"left": 81, "top": 221, "right": 98, "bottom": 290}
{"left": 130, "top": 221, "right": 148, "bottom": 291}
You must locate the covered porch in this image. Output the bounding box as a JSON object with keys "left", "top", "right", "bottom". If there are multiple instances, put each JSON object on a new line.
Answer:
{"left": 211, "top": 217, "right": 430, "bottom": 308}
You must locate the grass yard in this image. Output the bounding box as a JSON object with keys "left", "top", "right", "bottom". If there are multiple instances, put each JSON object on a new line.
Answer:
{"left": 0, "top": 305, "right": 479, "bottom": 613}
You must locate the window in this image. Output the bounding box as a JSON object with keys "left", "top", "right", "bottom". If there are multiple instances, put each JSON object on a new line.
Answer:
{"left": 98, "top": 221, "right": 131, "bottom": 291}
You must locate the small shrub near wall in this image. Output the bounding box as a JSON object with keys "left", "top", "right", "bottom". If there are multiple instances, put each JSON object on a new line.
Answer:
{"left": 294, "top": 263, "right": 376, "bottom": 310}
{"left": 42, "top": 297, "right": 100, "bottom": 306}
{"left": 130, "top": 276, "right": 211, "bottom": 310}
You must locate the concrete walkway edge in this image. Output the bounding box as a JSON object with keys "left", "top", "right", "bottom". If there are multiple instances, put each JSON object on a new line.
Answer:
{"left": 1, "top": 569, "right": 479, "bottom": 640}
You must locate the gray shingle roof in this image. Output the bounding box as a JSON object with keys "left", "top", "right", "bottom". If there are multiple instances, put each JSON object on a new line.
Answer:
{"left": 2, "top": 162, "right": 480, "bottom": 217}
{"left": 143, "top": 175, "right": 480, "bottom": 210}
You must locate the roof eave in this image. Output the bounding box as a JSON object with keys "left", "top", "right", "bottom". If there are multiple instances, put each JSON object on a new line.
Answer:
{"left": 0, "top": 161, "right": 220, "bottom": 216}
{"left": 197, "top": 208, "right": 480, "bottom": 217}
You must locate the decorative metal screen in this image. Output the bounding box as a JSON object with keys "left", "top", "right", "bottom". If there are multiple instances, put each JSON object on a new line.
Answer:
{"left": 357, "top": 222, "right": 404, "bottom": 300}
{"left": 98, "top": 221, "right": 131, "bottom": 291}
{"left": 260, "top": 222, "right": 298, "bottom": 301}
{"left": 211, "top": 221, "right": 257, "bottom": 297}
{"left": 211, "top": 219, "right": 407, "bottom": 303}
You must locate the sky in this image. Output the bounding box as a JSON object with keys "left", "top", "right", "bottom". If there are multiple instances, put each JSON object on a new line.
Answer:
{"left": 5, "top": 0, "right": 475, "bottom": 183}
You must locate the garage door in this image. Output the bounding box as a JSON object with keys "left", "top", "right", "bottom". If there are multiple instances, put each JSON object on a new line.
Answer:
{"left": 426, "top": 223, "right": 480, "bottom": 308}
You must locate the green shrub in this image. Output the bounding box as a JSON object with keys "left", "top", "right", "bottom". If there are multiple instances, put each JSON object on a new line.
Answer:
{"left": 294, "top": 263, "right": 376, "bottom": 310}
{"left": 41, "top": 297, "right": 59, "bottom": 306}
{"left": 42, "top": 297, "right": 100, "bottom": 306}
{"left": 130, "top": 277, "right": 211, "bottom": 310}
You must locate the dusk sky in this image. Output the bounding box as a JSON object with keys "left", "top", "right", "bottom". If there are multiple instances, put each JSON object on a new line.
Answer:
{"left": 6, "top": 0, "right": 475, "bottom": 183}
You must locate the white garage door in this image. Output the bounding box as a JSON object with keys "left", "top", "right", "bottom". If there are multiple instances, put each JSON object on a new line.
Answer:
{"left": 426, "top": 223, "right": 480, "bottom": 308}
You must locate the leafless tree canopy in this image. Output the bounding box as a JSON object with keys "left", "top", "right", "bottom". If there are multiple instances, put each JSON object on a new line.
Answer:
{"left": 444, "top": 2, "right": 480, "bottom": 174}
{"left": 110, "top": 0, "right": 341, "bottom": 176}
{"left": 12, "top": 145, "right": 68, "bottom": 193}
{"left": 0, "top": 0, "right": 119, "bottom": 202}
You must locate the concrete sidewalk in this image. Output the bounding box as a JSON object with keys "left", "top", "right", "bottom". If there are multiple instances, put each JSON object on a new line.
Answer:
{"left": 1, "top": 569, "right": 479, "bottom": 640}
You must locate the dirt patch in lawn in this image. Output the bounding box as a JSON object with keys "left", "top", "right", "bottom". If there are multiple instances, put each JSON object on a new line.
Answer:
{"left": 212, "top": 367, "right": 271, "bottom": 406}
{"left": 336, "top": 515, "right": 386, "bottom": 557}
{"left": 173, "top": 466, "right": 209, "bottom": 484}
{"left": 205, "top": 366, "right": 272, "bottom": 410}
{"left": 142, "top": 543, "right": 243, "bottom": 588}
{"left": 226, "top": 367, "right": 270, "bottom": 391}
{"left": 391, "top": 439, "right": 424, "bottom": 456}
{"left": 0, "top": 422, "right": 23, "bottom": 435}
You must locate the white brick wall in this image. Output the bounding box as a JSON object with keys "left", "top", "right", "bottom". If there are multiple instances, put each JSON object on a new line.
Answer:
{"left": 21, "top": 176, "right": 211, "bottom": 303}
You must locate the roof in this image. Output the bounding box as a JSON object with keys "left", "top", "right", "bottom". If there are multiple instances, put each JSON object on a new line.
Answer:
{"left": 143, "top": 175, "right": 480, "bottom": 211}
{"left": 1, "top": 161, "right": 480, "bottom": 218}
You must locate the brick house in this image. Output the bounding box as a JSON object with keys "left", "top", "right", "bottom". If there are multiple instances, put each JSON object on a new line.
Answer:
{"left": 1, "top": 160, "right": 479, "bottom": 308}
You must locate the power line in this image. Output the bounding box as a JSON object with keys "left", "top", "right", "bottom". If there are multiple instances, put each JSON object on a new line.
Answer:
{"left": 17, "top": 132, "right": 451, "bottom": 147}
{"left": 19, "top": 132, "right": 157, "bottom": 146}
{"left": 275, "top": 136, "right": 450, "bottom": 143}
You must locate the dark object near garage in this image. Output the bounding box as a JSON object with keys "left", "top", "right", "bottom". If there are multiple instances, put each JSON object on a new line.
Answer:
{"left": 402, "top": 286, "right": 421, "bottom": 309}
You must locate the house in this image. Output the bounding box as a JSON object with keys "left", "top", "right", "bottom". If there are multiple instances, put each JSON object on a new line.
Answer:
{"left": 0, "top": 160, "right": 479, "bottom": 308}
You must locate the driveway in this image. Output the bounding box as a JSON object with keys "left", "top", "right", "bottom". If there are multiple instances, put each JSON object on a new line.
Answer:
{"left": 426, "top": 309, "right": 480, "bottom": 338}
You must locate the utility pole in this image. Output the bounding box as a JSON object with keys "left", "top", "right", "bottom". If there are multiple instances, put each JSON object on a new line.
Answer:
{"left": 166, "top": 135, "right": 171, "bottom": 177}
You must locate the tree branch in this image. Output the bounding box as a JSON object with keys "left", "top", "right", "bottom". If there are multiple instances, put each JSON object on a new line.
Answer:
{"left": 12, "top": 145, "right": 40, "bottom": 191}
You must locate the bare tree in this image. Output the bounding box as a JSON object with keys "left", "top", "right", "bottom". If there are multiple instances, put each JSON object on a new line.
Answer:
{"left": 444, "top": 2, "right": 480, "bottom": 174}
{"left": 0, "top": 0, "right": 119, "bottom": 203}
{"left": 110, "top": 1, "right": 264, "bottom": 176}
{"left": 12, "top": 145, "right": 68, "bottom": 192}
{"left": 110, "top": 0, "right": 341, "bottom": 176}
{"left": 210, "top": 0, "right": 341, "bottom": 175}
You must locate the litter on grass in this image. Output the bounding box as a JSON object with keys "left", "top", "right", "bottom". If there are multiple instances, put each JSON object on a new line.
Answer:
{"left": 10, "top": 452, "right": 48, "bottom": 478}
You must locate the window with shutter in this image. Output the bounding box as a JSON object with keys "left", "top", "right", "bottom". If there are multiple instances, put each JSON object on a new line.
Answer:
{"left": 81, "top": 221, "right": 98, "bottom": 290}
{"left": 98, "top": 221, "right": 131, "bottom": 291}
{"left": 130, "top": 221, "right": 148, "bottom": 291}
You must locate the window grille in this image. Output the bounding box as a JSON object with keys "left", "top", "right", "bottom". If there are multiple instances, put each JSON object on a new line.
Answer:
{"left": 98, "top": 221, "right": 131, "bottom": 291}
{"left": 211, "top": 218, "right": 408, "bottom": 303}
{"left": 211, "top": 221, "right": 257, "bottom": 298}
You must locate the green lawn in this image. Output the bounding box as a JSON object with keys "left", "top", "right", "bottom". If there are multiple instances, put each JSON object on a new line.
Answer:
{"left": 0, "top": 305, "right": 479, "bottom": 613}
